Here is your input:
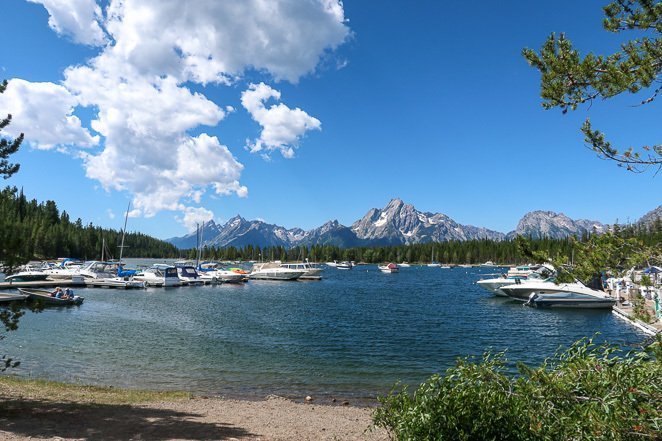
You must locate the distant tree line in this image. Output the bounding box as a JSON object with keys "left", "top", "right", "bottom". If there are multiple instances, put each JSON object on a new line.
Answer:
{"left": 1, "top": 183, "right": 659, "bottom": 271}
{"left": 0, "top": 186, "right": 178, "bottom": 270}
{"left": 184, "top": 219, "right": 661, "bottom": 266}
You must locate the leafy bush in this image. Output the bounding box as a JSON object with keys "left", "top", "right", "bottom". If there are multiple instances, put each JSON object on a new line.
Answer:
{"left": 373, "top": 337, "right": 661, "bottom": 440}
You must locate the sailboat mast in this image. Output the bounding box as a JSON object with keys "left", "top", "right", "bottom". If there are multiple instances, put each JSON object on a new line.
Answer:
{"left": 197, "top": 221, "right": 205, "bottom": 265}
{"left": 118, "top": 202, "right": 130, "bottom": 266}
{"left": 195, "top": 223, "right": 200, "bottom": 268}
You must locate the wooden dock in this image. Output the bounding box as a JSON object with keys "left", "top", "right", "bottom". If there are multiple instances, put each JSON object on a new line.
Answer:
{"left": 0, "top": 280, "right": 86, "bottom": 290}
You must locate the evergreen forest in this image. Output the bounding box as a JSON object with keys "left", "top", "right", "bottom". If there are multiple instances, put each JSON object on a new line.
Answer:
{"left": 1, "top": 185, "right": 660, "bottom": 272}
{"left": 0, "top": 186, "right": 178, "bottom": 269}
{"left": 185, "top": 219, "right": 661, "bottom": 267}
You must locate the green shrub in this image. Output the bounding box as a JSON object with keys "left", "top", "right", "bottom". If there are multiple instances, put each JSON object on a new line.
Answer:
{"left": 373, "top": 337, "right": 661, "bottom": 440}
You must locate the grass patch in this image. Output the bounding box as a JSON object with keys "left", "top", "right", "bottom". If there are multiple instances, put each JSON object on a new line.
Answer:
{"left": 0, "top": 376, "right": 191, "bottom": 405}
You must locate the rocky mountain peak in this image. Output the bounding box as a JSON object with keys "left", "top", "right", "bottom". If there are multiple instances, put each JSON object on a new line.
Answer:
{"left": 166, "top": 200, "right": 650, "bottom": 249}
{"left": 638, "top": 205, "right": 662, "bottom": 227}
{"left": 509, "top": 210, "right": 607, "bottom": 239}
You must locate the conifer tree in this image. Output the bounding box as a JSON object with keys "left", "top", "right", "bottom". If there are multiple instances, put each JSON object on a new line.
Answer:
{"left": 0, "top": 80, "right": 22, "bottom": 179}
{"left": 523, "top": 0, "right": 661, "bottom": 174}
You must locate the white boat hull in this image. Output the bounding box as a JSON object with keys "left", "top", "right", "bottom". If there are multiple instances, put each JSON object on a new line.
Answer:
{"left": 526, "top": 292, "right": 616, "bottom": 309}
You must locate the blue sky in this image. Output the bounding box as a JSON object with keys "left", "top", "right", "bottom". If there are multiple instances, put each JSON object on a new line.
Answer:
{"left": 0, "top": 0, "right": 659, "bottom": 240}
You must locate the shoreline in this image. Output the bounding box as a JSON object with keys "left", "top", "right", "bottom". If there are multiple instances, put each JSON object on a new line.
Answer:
{"left": 0, "top": 376, "right": 388, "bottom": 440}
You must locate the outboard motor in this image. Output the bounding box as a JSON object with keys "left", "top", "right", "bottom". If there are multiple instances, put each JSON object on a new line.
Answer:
{"left": 525, "top": 292, "right": 538, "bottom": 307}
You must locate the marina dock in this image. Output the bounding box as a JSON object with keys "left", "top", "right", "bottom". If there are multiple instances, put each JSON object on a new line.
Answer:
{"left": 0, "top": 279, "right": 86, "bottom": 290}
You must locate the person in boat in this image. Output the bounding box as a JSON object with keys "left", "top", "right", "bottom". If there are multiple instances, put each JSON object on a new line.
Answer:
{"left": 63, "top": 288, "right": 74, "bottom": 300}
{"left": 51, "top": 287, "right": 63, "bottom": 298}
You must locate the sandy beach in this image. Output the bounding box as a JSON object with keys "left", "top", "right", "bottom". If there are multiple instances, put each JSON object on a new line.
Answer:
{"left": 0, "top": 379, "right": 388, "bottom": 440}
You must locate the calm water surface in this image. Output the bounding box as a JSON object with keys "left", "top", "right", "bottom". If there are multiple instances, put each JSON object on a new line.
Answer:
{"left": 2, "top": 264, "right": 646, "bottom": 400}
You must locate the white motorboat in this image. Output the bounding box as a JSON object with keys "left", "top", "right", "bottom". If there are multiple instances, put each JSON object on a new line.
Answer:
{"left": 399, "top": 262, "right": 411, "bottom": 267}
{"left": 249, "top": 262, "right": 305, "bottom": 280}
{"left": 336, "top": 261, "right": 353, "bottom": 270}
{"left": 4, "top": 269, "right": 49, "bottom": 282}
{"left": 505, "top": 263, "right": 550, "bottom": 278}
{"left": 133, "top": 265, "right": 182, "bottom": 287}
{"left": 78, "top": 261, "right": 118, "bottom": 279}
{"left": 480, "top": 261, "right": 498, "bottom": 267}
{"left": 280, "top": 260, "right": 323, "bottom": 280}
{"left": 326, "top": 261, "right": 339, "bottom": 267}
{"left": 477, "top": 264, "right": 555, "bottom": 297}
{"left": 43, "top": 259, "right": 83, "bottom": 280}
{"left": 78, "top": 261, "right": 145, "bottom": 288}
{"left": 378, "top": 263, "right": 399, "bottom": 273}
{"left": 525, "top": 289, "right": 617, "bottom": 309}
{"left": 500, "top": 280, "right": 616, "bottom": 308}
{"left": 197, "top": 262, "right": 246, "bottom": 283}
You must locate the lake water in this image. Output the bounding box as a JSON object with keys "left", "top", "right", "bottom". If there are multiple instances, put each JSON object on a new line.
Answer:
{"left": 1, "top": 264, "right": 646, "bottom": 401}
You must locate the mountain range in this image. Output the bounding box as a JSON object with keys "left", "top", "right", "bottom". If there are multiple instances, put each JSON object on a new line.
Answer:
{"left": 167, "top": 199, "right": 659, "bottom": 249}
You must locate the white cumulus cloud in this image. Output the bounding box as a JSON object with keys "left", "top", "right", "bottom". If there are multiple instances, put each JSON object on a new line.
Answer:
{"left": 241, "top": 83, "right": 321, "bottom": 158}
{"left": 0, "top": 78, "right": 99, "bottom": 149}
{"left": 10, "top": 0, "right": 349, "bottom": 225}
{"left": 177, "top": 206, "right": 215, "bottom": 233}
{"left": 103, "top": 0, "right": 349, "bottom": 83}
{"left": 28, "top": 0, "right": 107, "bottom": 46}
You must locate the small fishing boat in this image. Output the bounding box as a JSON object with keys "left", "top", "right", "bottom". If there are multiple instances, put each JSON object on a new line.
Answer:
{"left": 18, "top": 288, "right": 84, "bottom": 306}
{"left": 378, "top": 263, "right": 399, "bottom": 273}
{"left": 0, "top": 292, "right": 28, "bottom": 304}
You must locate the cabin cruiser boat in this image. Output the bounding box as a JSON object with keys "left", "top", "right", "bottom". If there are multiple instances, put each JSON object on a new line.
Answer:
{"left": 280, "top": 261, "right": 323, "bottom": 280}
{"left": 176, "top": 265, "right": 204, "bottom": 285}
{"left": 133, "top": 264, "right": 182, "bottom": 287}
{"left": 500, "top": 280, "right": 616, "bottom": 309}
{"left": 477, "top": 264, "right": 555, "bottom": 297}
{"left": 249, "top": 262, "right": 305, "bottom": 280}
{"left": 336, "top": 261, "right": 353, "bottom": 270}
{"left": 378, "top": 263, "right": 399, "bottom": 273}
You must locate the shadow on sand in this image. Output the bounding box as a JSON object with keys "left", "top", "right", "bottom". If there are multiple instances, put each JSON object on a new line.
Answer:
{"left": 0, "top": 397, "right": 256, "bottom": 440}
